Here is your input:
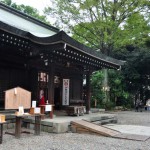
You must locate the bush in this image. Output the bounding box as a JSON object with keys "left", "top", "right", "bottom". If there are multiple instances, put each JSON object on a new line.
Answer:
{"left": 103, "top": 101, "right": 115, "bottom": 110}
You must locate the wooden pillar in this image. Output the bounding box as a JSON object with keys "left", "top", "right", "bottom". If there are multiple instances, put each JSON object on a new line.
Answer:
{"left": 34, "top": 115, "right": 41, "bottom": 135}
{"left": 15, "top": 117, "right": 22, "bottom": 138}
{"left": 48, "top": 64, "right": 54, "bottom": 119}
{"left": 0, "top": 124, "right": 3, "bottom": 144}
{"left": 86, "top": 71, "right": 91, "bottom": 114}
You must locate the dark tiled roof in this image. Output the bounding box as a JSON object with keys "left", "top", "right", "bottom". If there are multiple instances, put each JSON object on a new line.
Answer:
{"left": 0, "top": 20, "right": 124, "bottom": 67}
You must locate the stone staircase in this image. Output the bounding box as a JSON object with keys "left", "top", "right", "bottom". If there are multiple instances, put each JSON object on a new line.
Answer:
{"left": 0, "top": 109, "right": 117, "bottom": 133}
{"left": 85, "top": 115, "right": 117, "bottom": 125}
{"left": 23, "top": 113, "right": 117, "bottom": 133}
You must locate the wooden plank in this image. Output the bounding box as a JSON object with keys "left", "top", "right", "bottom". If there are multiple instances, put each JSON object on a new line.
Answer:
{"left": 71, "top": 124, "right": 112, "bottom": 136}
{"left": 76, "top": 127, "right": 90, "bottom": 134}
{"left": 71, "top": 120, "right": 120, "bottom": 137}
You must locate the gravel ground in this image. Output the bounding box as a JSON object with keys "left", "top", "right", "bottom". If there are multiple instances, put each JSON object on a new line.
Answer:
{"left": 0, "top": 110, "right": 150, "bottom": 150}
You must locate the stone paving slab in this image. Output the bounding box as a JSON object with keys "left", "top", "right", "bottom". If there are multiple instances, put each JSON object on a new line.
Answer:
{"left": 43, "top": 113, "right": 116, "bottom": 123}
{"left": 113, "top": 133, "right": 150, "bottom": 141}
{"left": 103, "top": 124, "right": 150, "bottom": 136}
{"left": 103, "top": 124, "right": 150, "bottom": 141}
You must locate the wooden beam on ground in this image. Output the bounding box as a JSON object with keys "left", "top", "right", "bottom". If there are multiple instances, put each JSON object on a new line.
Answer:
{"left": 71, "top": 120, "right": 120, "bottom": 137}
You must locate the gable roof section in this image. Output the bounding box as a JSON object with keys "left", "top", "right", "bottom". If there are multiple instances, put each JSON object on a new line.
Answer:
{"left": 0, "top": 2, "right": 59, "bottom": 37}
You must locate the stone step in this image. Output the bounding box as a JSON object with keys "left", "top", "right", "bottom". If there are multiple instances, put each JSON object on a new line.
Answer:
{"left": 2, "top": 112, "right": 117, "bottom": 134}
{"left": 92, "top": 118, "right": 117, "bottom": 125}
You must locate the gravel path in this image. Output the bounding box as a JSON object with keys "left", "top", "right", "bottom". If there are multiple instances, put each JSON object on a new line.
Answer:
{"left": 0, "top": 111, "right": 150, "bottom": 150}
{"left": 114, "top": 110, "right": 150, "bottom": 126}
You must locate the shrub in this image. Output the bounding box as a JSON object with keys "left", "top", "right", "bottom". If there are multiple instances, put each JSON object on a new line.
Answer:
{"left": 103, "top": 101, "right": 115, "bottom": 110}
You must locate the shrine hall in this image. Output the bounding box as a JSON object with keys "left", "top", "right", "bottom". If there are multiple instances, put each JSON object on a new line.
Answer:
{"left": 0, "top": 3, "right": 123, "bottom": 114}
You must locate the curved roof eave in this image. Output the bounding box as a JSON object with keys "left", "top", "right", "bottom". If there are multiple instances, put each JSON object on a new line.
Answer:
{"left": 0, "top": 21, "right": 124, "bottom": 67}
{"left": 27, "top": 30, "right": 124, "bottom": 67}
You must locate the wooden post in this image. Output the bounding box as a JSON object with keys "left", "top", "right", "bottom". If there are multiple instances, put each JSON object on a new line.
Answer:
{"left": 86, "top": 71, "right": 91, "bottom": 114}
{"left": 15, "top": 116, "right": 22, "bottom": 138}
{"left": 94, "top": 99, "right": 97, "bottom": 108}
{"left": 48, "top": 64, "right": 54, "bottom": 119}
{"left": 39, "top": 105, "right": 45, "bottom": 119}
{"left": 34, "top": 115, "right": 41, "bottom": 135}
{"left": 0, "top": 124, "right": 3, "bottom": 144}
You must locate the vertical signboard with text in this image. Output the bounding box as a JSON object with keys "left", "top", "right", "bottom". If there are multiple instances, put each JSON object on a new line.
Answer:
{"left": 62, "top": 79, "right": 69, "bottom": 106}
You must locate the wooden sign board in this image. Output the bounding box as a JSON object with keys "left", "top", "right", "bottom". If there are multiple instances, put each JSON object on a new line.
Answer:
{"left": 0, "top": 114, "right": 5, "bottom": 122}
{"left": 5, "top": 87, "right": 31, "bottom": 109}
{"left": 29, "top": 107, "right": 41, "bottom": 114}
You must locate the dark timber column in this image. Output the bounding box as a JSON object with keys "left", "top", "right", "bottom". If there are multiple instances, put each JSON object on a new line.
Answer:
{"left": 86, "top": 71, "right": 91, "bottom": 114}
{"left": 48, "top": 64, "right": 54, "bottom": 118}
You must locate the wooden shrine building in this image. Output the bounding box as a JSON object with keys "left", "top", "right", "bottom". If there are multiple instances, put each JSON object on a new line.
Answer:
{"left": 0, "top": 3, "right": 123, "bottom": 113}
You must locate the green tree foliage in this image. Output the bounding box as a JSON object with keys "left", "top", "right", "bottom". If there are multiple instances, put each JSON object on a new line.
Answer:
{"left": 122, "top": 47, "right": 150, "bottom": 103}
{"left": 45, "top": 0, "right": 150, "bottom": 55}
{"left": 91, "top": 70, "right": 130, "bottom": 109}
{"left": 0, "top": 0, "right": 50, "bottom": 24}
{"left": 108, "top": 69, "right": 130, "bottom": 107}
{"left": 91, "top": 71, "right": 104, "bottom": 107}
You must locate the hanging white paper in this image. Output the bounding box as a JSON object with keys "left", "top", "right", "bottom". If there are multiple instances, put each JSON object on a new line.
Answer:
{"left": 34, "top": 107, "right": 41, "bottom": 114}
{"left": 32, "top": 101, "right": 36, "bottom": 108}
{"left": 45, "top": 105, "right": 52, "bottom": 111}
{"left": 14, "top": 88, "right": 17, "bottom": 95}
{"left": 62, "top": 79, "right": 69, "bottom": 106}
{"left": 19, "top": 106, "right": 24, "bottom": 114}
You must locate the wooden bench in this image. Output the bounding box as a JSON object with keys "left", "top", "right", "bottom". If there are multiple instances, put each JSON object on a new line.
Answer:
{"left": 66, "top": 106, "right": 86, "bottom": 116}
{"left": 70, "top": 99, "right": 84, "bottom": 106}
{"left": 66, "top": 99, "right": 86, "bottom": 116}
